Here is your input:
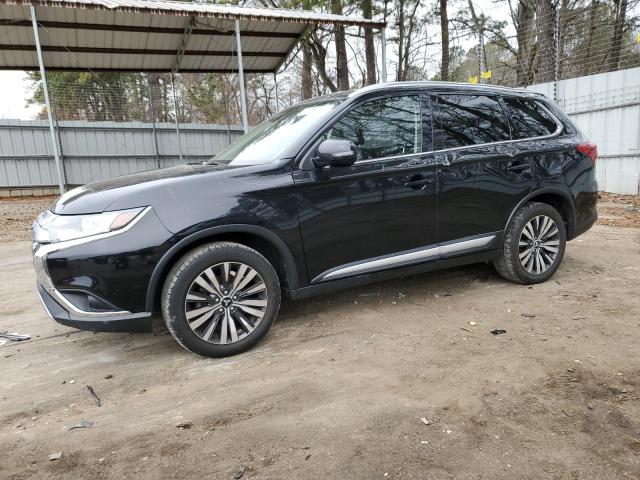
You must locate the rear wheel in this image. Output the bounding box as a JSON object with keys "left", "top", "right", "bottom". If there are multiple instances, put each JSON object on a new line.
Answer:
{"left": 162, "top": 242, "right": 281, "bottom": 357}
{"left": 494, "top": 202, "right": 567, "bottom": 284}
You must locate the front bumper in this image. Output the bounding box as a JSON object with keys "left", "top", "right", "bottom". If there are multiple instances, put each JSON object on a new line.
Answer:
{"left": 31, "top": 206, "right": 164, "bottom": 333}
{"left": 37, "top": 284, "right": 152, "bottom": 332}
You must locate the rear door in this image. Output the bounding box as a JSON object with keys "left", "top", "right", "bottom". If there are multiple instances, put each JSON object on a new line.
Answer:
{"left": 294, "top": 94, "right": 439, "bottom": 283}
{"left": 431, "top": 93, "right": 534, "bottom": 243}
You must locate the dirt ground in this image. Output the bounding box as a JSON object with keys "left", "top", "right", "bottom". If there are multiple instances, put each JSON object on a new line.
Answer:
{"left": 1, "top": 195, "right": 639, "bottom": 480}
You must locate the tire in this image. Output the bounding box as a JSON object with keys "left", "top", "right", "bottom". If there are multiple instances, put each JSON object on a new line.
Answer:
{"left": 494, "top": 202, "right": 567, "bottom": 284}
{"left": 162, "top": 242, "right": 281, "bottom": 357}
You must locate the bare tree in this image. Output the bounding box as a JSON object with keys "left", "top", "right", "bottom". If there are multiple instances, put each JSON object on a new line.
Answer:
{"left": 332, "top": 0, "right": 350, "bottom": 90}
{"left": 302, "top": 41, "right": 313, "bottom": 99}
{"left": 396, "top": 0, "right": 421, "bottom": 81}
{"left": 515, "top": 0, "right": 537, "bottom": 85}
{"left": 609, "top": 0, "right": 628, "bottom": 70}
{"left": 439, "top": 0, "right": 450, "bottom": 80}
{"left": 362, "top": 0, "right": 377, "bottom": 85}
{"left": 535, "top": 0, "right": 556, "bottom": 82}
{"left": 309, "top": 29, "right": 338, "bottom": 92}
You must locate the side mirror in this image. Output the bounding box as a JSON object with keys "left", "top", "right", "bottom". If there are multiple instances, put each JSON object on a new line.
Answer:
{"left": 314, "top": 139, "right": 358, "bottom": 168}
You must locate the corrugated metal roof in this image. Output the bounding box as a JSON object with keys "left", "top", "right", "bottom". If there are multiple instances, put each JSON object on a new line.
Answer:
{"left": 0, "top": 0, "right": 385, "bottom": 73}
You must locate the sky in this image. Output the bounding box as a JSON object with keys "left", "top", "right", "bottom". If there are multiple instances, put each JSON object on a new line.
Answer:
{"left": 0, "top": 71, "right": 41, "bottom": 119}
{"left": 0, "top": 0, "right": 507, "bottom": 120}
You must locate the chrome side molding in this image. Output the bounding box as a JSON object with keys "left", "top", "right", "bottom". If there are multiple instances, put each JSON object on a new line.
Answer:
{"left": 313, "top": 233, "right": 497, "bottom": 283}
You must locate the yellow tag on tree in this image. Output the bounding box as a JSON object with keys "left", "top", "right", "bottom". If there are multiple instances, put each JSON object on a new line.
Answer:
{"left": 469, "top": 75, "right": 479, "bottom": 84}
{"left": 481, "top": 70, "right": 492, "bottom": 79}
{"left": 636, "top": 32, "right": 640, "bottom": 44}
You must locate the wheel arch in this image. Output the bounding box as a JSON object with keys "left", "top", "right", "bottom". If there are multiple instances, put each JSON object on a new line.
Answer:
{"left": 146, "top": 225, "right": 300, "bottom": 313}
{"left": 506, "top": 188, "right": 576, "bottom": 238}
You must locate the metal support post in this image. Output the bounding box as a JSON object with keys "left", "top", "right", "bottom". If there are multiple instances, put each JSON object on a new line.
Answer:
{"left": 170, "top": 73, "right": 183, "bottom": 162}
{"left": 380, "top": 27, "right": 387, "bottom": 83}
{"left": 30, "top": 6, "right": 65, "bottom": 194}
{"left": 273, "top": 72, "right": 279, "bottom": 113}
{"left": 235, "top": 19, "right": 249, "bottom": 133}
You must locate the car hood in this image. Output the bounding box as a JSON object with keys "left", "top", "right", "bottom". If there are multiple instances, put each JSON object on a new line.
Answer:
{"left": 52, "top": 162, "right": 240, "bottom": 216}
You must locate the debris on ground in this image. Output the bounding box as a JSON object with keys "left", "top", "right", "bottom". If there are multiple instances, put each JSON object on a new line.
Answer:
{"left": 104, "top": 374, "right": 113, "bottom": 380}
{"left": 66, "top": 420, "right": 93, "bottom": 430}
{"left": 233, "top": 466, "right": 246, "bottom": 479}
{"left": 469, "top": 321, "right": 477, "bottom": 326}
{"left": 86, "top": 385, "right": 102, "bottom": 407}
{"left": 175, "top": 421, "right": 193, "bottom": 429}
{"left": 48, "top": 452, "right": 62, "bottom": 461}
{"left": 0, "top": 331, "right": 30, "bottom": 342}
{"left": 521, "top": 313, "right": 536, "bottom": 318}
{"left": 420, "top": 417, "right": 431, "bottom": 425}
{"left": 597, "top": 192, "right": 640, "bottom": 228}
{"left": 490, "top": 329, "right": 506, "bottom": 336}
{"left": 434, "top": 293, "right": 452, "bottom": 298}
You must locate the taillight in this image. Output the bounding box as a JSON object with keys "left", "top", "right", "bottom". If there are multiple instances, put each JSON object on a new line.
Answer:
{"left": 577, "top": 143, "right": 598, "bottom": 163}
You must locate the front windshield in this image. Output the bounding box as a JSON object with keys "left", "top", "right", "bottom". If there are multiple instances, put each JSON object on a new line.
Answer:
{"left": 214, "top": 99, "right": 343, "bottom": 165}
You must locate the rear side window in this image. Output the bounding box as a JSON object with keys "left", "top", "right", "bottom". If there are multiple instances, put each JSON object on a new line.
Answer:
{"left": 431, "top": 94, "right": 511, "bottom": 149}
{"left": 502, "top": 98, "right": 558, "bottom": 139}
{"left": 327, "top": 95, "right": 422, "bottom": 160}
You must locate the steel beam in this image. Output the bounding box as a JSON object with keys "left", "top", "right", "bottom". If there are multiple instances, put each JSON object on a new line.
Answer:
{"left": 30, "top": 6, "right": 65, "bottom": 194}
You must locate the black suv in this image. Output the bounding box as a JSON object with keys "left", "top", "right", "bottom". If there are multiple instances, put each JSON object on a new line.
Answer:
{"left": 32, "top": 82, "right": 598, "bottom": 357}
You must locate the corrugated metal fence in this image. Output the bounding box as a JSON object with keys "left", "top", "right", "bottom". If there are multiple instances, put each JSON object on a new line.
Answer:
{"left": 528, "top": 67, "right": 640, "bottom": 196}
{"left": 0, "top": 120, "right": 243, "bottom": 191}
{"left": 2, "top": 68, "right": 639, "bottom": 195}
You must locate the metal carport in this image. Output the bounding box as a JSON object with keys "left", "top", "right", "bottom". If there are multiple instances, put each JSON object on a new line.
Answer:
{"left": 0, "top": 0, "right": 386, "bottom": 193}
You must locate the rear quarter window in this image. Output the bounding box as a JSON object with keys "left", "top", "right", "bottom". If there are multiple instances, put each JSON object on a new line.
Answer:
{"left": 502, "top": 98, "right": 558, "bottom": 139}
{"left": 430, "top": 94, "right": 511, "bottom": 150}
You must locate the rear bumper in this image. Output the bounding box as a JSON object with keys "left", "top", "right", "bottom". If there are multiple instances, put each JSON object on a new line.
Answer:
{"left": 571, "top": 209, "right": 597, "bottom": 239}
{"left": 37, "top": 284, "right": 152, "bottom": 332}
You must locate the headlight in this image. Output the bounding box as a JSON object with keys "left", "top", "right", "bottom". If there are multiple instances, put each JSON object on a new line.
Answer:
{"left": 34, "top": 207, "right": 146, "bottom": 244}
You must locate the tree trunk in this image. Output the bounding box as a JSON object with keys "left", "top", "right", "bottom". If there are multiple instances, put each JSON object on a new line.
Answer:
{"left": 609, "top": 0, "right": 628, "bottom": 71}
{"left": 362, "top": 0, "right": 377, "bottom": 85}
{"left": 583, "top": 0, "right": 598, "bottom": 76}
{"left": 396, "top": 0, "right": 405, "bottom": 81}
{"left": 535, "top": 0, "right": 556, "bottom": 83}
{"left": 332, "top": 0, "right": 350, "bottom": 90}
{"left": 439, "top": 0, "right": 449, "bottom": 81}
{"left": 301, "top": 41, "right": 313, "bottom": 100}
{"left": 309, "top": 34, "right": 337, "bottom": 93}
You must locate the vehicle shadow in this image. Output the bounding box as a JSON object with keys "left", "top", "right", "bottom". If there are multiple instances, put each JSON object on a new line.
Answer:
{"left": 277, "top": 261, "right": 501, "bottom": 326}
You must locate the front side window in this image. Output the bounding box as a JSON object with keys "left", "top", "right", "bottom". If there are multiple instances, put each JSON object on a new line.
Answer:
{"left": 326, "top": 95, "right": 422, "bottom": 161}
{"left": 502, "top": 98, "right": 558, "bottom": 139}
{"left": 431, "top": 94, "right": 511, "bottom": 149}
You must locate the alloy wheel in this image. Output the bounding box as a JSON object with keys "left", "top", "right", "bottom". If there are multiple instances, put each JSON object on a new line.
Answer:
{"left": 518, "top": 215, "right": 560, "bottom": 275}
{"left": 184, "top": 262, "right": 268, "bottom": 344}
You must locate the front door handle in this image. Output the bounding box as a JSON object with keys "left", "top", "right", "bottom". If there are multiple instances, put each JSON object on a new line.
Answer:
{"left": 404, "top": 175, "right": 432, "bottom": 190}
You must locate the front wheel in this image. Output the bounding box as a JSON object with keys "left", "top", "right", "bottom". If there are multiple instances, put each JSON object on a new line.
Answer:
{"left": 162, "top": 242, "right": 281, "bottom": 357}
{"left": 494, "top": 202, "right": 567, "bottom": 284}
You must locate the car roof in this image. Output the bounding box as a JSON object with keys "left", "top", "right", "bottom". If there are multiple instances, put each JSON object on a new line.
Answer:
{"left": 347, "top": 81, "right": 541, "bottom": 99}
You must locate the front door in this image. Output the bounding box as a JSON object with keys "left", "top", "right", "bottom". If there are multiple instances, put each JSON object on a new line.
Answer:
{"left": 430, "top": 93, "right": 534, "bottom": 243}
{"left": 294, "top": 94, "right": 438, "bottom": 283}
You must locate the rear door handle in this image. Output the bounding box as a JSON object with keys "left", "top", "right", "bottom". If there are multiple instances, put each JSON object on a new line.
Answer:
{"left": 508, "top": 163, "right": 531, "bottom": 172}
{"left": 404, "top": 175, "right": 432, "bottom": 190}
